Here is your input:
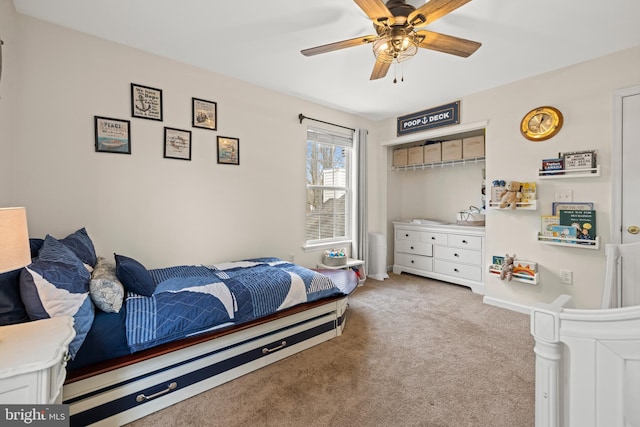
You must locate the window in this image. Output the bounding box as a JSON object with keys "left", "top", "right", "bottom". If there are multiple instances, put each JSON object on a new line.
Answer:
{"left": 305, "top": 126, "right": 353, "bottom": 245}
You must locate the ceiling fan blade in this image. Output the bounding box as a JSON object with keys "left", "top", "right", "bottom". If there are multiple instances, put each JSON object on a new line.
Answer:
{"left": 409, "top": 0, "right": 472, "bottom": 28}
{"left": 416, "top": 30, "right": 481, "bottom": 57}
{"left": 354, "top": 0, "right": 395, "bottom": 26}
{"left": 370, "top": 59, "right": 391, "bottom": 80}
{"left": 301, "top": 35, "right": 377, "bottom": 56}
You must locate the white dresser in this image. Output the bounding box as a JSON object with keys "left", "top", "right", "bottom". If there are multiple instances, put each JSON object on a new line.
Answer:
{"left": 393, "top": 221, "right": 485, "bottom": 294}
{"left": 0, "top": 316, "right": 75, "bottom": 404}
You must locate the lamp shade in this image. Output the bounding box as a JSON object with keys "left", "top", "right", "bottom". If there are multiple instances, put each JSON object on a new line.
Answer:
{"left": 0, "top": 207, "right": 31, "bottom": 273}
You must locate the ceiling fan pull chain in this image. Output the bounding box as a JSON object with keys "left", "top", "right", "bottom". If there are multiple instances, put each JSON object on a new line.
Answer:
{"left": 393, "top": 62, "right": 398, "bottom": 84}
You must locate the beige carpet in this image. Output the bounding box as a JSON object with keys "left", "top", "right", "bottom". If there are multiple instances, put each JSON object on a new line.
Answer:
{"left": 127, "top": 273, "right": 534, "bottom": 427}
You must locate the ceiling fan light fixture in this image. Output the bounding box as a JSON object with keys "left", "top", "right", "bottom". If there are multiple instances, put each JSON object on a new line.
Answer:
{"left": 372, "top": 28, "right": 418, "bottom": 64}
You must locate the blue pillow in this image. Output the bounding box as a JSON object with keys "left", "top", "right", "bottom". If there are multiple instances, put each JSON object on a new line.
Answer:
{"left": 0, "top": 269, "right": 30, "bottom": 326}
{"left": 115, "top": 254, "right": 155, "bottom": 296}
{"left": 19, "top": 235, "right": 95, "bottom": 359}
{"left": 61, "top": 228, "right": 97, "bottom": 267}
{"left": 29, "top": 238, "right": 44, "bottom": 259}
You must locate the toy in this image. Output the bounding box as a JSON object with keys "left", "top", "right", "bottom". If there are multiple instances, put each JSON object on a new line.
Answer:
{"left": 500, "top": 253, "right": 516, "bottom": 281}
{"left": 498, "top": 181, "right": 522, "bottom": 209}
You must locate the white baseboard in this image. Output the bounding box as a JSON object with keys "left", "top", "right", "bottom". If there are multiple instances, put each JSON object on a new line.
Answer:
{"left": 482, "top": 296, "right": 532, "bottom": 314}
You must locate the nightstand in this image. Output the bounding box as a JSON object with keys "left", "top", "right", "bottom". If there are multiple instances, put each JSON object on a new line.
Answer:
{"left": 317, "top": 258, "right": 365, "bottom": 285}
{"left": 0, "top": 316, "right": 75, "bottom": 404}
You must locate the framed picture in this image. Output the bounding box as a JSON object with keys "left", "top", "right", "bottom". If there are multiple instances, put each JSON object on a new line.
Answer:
{"left": 94, "top": 116, "right": 131, "bottom": 154}
{"left": 217, "top": 136, "right": 239, "bottom": 165}
{"left": 559, "top": 150, "right": 596, "bottom": 170}
{"left": 164, "top": 127, "right": 192, "bottom": 160}
{"left": 192, "top": 97, "right": 217, "bottom": 130}
{"left": 131, "top": 83, "right": 163, "bottom": 121}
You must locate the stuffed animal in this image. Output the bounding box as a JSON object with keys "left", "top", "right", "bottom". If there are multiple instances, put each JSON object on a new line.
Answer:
{"left": 498, "top": 181, "right": 522, "bottom": 209}
{"left": 500, "top": 253, "right": 516, "bottom": 281}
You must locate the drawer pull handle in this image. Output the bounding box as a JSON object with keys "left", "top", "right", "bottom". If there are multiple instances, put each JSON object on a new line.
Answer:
{"left": 263, "top": 341, "right": 287, "bottom": 354}
{"left": 462, "top": 240, "right": 468, "bottom": 244}
{"left": 454, "top": 268, "right": 459, "bottom": 272}
{"left": 405, "top": 233, "right": 409, "bottom": 237}
{"left": 411, "top": 260, "right": 414, "bottom": 264}
{"left": 454, "top": 253, "right": 459, "bottom": 257}
{"left": 136, "top": 382, "right": 177, "bottom": 402}
{"left": 410, "top": 246, "right": 414, "bottom": 250}
{"left": 431, "top": 237, "right": 435, "bottom": 240}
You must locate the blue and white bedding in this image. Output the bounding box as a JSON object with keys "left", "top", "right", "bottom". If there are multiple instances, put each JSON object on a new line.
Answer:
{"left": 125, "top": 258, "right": 347, "bottom": 352}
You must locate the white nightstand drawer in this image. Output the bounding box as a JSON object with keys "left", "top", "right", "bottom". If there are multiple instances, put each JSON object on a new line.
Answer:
{"left": 434, "top": 260, "right": 482, "bottom": 282}
{"left": 395, "top": 240, "right": 432, "bottom": 256}
{"left": 395, "top": 253, "right": 433, "bottom": 271}
{"left": 448, "top": 234, "right": 482, "bottom": 250}
{"left": 434, "top": 246, "right": 482, "bottom": 266}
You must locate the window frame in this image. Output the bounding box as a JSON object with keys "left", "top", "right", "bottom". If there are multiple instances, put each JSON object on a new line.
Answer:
{"left": 304, "top": 126, "right": 355, "bottom": 249}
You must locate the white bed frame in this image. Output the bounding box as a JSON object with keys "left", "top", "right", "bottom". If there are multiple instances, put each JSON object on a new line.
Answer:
{"left": 531, "top": 242, "right": 640, "bottom": 427}
{"left": 63, "top": 295, "right": 349, "bottom": 426}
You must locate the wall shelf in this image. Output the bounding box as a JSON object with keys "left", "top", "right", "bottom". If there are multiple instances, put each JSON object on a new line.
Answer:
{"left": 537, "top": 233, "right": 600, "bottom": 249}
{"left": 538, "top": 165, "right": 600, "bottom": 179}
{"left": 488, "top": 265, "right": 539, "bottom": 285}
{"left": 391, "top": 156, "right": 485, "bottom": 171}
{"left": 488, "top": 200, "right": 537, "bottom": 210}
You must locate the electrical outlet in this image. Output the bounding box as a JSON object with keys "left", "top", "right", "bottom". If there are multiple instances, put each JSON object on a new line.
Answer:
{"left": 560, "top": 270, "right": 573, "bottom": 285}
{"left": 555, "top": 190, "right": 573, "bottom": 202}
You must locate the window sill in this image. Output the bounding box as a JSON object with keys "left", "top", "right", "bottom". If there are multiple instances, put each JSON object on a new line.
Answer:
{"left": 302, "top": 240, "right": 352, "bottom": 253}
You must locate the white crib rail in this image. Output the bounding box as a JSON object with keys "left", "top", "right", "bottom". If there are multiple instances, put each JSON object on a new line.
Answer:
{"left": 532, "top": 295, "right": 640, "bottom": 427}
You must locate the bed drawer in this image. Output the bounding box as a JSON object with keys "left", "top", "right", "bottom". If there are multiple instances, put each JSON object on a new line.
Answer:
{"left": 65, "top": 300, "right": 346, "bottom": 427}
{"left": 434, "top": 246, "right": 481, "bottom": 266}
{"left": 395, "top": 240, "right": 432, "bottom": 256}
{"left": 434, "top": 259, "right": 482, "bottom": 282}
{"left": 394, "top": 253, "right": 433, "bottom": 271}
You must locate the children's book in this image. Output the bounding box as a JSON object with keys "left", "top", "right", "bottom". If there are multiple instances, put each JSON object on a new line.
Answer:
{"left": 559, "top": 209, "right": 596, "bottom": 243}
{"left": 551, "top": 225, "right": 578, "bottom": 243}
{"left": 540, "top": 215, "right": 559, "bottom": 236}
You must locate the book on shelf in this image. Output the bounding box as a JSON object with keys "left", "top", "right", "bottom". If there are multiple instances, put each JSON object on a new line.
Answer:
{"left": 559, "top": 209, "right": 596, "bottom": 243}
{"left": 520, "top": 182, "right": 536, "bottom": 202}
{"left": 550, "top": 225, "right": 578, "bottom": 243}
{"left": 552, "top": 202, "right": 594, "bottom": 215}
{"left": 541, "top": 215, "right": 560, "bottom": 236}
{"left": 541, "top": 158, "right": 564, "bottom": 175}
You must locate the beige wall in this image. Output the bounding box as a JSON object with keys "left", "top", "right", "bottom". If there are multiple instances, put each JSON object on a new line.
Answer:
{"left": 376, "top": 45, "right": 640, "bottom": 309}
{"left": 0, "top": 0, "right": 19, "bottom": 206}
{"left": 3, "top": 5, "right": 373, "bottom": 269}
{"left": 5, "top": 0, "right": 640, "bottom": 309}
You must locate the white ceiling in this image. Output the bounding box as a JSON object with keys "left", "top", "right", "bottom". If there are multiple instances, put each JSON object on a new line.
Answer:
{"left": 12, "top": 0, "right": 640, "bottom": 121}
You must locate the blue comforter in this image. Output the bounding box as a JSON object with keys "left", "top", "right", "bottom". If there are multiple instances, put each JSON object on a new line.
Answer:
{"left": 125, "top": 258, "right": 346, "bottom": 352}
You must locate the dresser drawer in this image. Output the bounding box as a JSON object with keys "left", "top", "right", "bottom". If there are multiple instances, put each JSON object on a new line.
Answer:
{"left": 396, "top": 230, "right": 423, "bottom": 241}
{"left": 422, "top": 232, "right": 447, "bottom": 245}
{"left": 395, "top": 253, "right": 433, "bottom": 271}
{"left": 434, "top": 246, "right": 482, "bottom": 266}
{"left": 434, "top": 259, "right": 482, "bottom": 282}
{"left": 448, "top": 234, "right": 482, "bottom": 250}
{"left": 395, "top": 240, "right": 433, "bottom": 256}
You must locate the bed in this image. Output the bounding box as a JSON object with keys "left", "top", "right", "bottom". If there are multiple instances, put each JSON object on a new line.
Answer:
{"left": 530, "top": 242, "right": 640, "bottom": 427}
{"left": 0, "top": 229, "right": 358, "bottom": 426}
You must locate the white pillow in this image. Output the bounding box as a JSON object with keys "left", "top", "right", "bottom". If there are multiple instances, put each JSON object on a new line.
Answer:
{"left": 90, "top": 256, "right": 125, "bottom": 313}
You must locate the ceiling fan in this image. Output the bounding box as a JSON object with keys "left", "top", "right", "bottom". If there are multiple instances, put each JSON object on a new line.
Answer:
{"left": 301, "top": 0, "right": 481, "bottom": 81}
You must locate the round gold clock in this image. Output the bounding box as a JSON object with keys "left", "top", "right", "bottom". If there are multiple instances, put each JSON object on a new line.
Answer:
{"left": 520, "top": 106, "right": 563, "bottom": 141}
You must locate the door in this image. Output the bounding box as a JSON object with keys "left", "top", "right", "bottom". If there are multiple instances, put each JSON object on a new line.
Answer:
{"left": 622, "top": 91, "right": 640, "bottom": 244}
{"left": 613, "top": 86, "right": 640, "bottom": 306}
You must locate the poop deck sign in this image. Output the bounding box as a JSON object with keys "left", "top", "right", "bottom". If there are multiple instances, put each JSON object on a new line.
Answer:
{"left": 397, "top": 101, "right": 460, "bottom": 136}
